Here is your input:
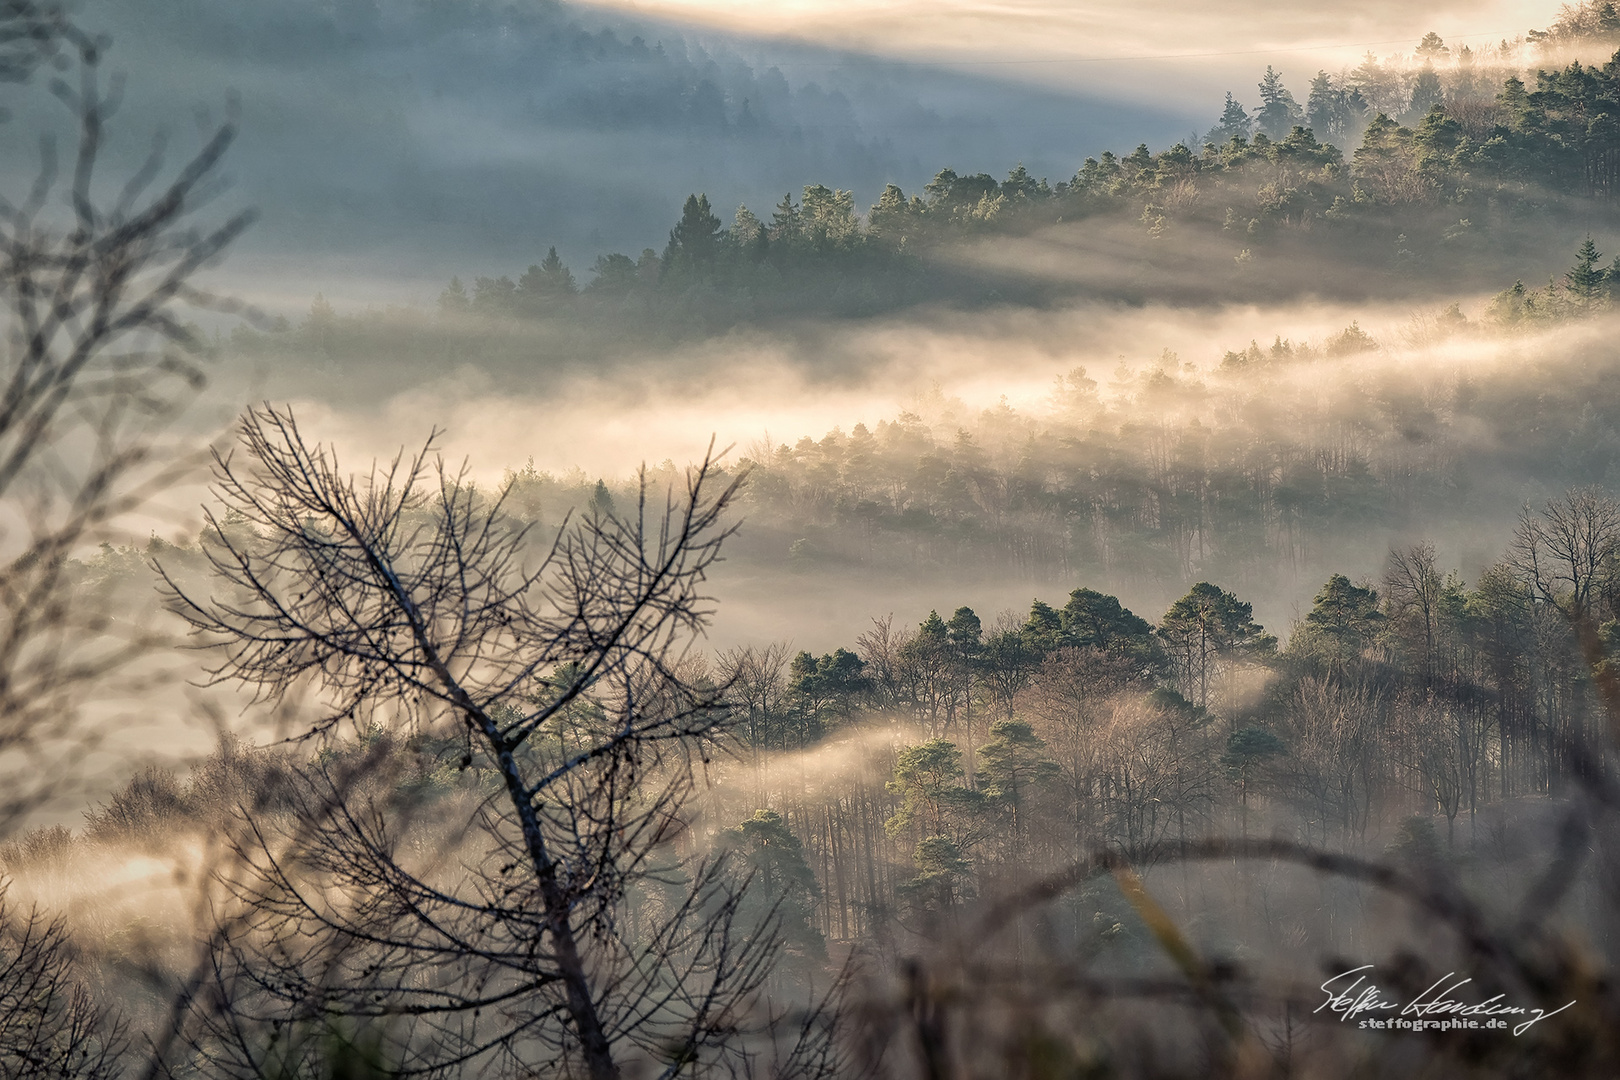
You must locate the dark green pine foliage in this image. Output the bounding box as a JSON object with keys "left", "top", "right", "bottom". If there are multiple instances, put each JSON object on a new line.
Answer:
{"left": 1567, "top": 236, "right": 1607, "bottom": 306}
{"left": 661, "top": 193, "right": 724, "bottom": 280}
{"left": 1306, "top": 70, "right": 1354, "bottom": 143}
{"left": 1059, "top": 587, "right": 1161, "bottom": 673}
{"left": 1020, "top": 599, "right": 1065, "bottom": 655}
{"left": 1290, "top": 573, "right": 1385, "bottom": 668}
{"left": 585, "top": 253, "right": 638, "bottom": 294}
{"left": 1405, "top": 64, "right": 1444, "bottom": 121}
{"left": 946, "top": 606, "right": 982, "bottom": 657}
{"left": 1209, "top": 92, "right": 1253, "bottom": 144}
{"left": 721, "top": 810, "right": 826, "bottom": 958}
{"left": 788, "top": 647, "right": 870, "bottom": 743}
{"left": 977, "top": 719, "right": 1060, "bottom": 841}
{"left": 518, "top": 247, "right": 577, "bottom": 311}
{"left": 1255, "top": 67, "right": 1302, "bottom": 139}
{"left": 1158, "top": 582, "right": 1277, "bottom": 707}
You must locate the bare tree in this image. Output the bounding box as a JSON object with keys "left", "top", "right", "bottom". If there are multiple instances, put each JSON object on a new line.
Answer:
{"left": 0, "top": 1, "right": 81, "bottom": 84}
{"left": 855, "top": 614, "right": 911, "bottom": 714}
{"left": 0, "top": 0, "right": 252, "bottom": 833}
{"left": 161, "top": 408, "right": 827, "bottom": 1079}
{"left": 0, "top": 881, "right": 126, "bottom": 1079}
{"left": 1511, "top": 488, "right": 1620, "bottom": 618}
{"left": 1277, "top": 673, "right": 1385, "bottom": 843}
{"left": 1383, "top": 542, "right": 1444, "bottom": 682}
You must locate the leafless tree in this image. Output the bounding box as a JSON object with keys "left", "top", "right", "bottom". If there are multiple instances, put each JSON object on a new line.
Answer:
{"left": 0, "top": 881, "right": 126, "bottom": 1079}
{"left": 0, "top": 1, "right": 81, "bottom": 84}
{"left": 1383, "top": 541, "right": 1444, "bottom": 682}
{"left": 717, "top": 641, "right": 791, "bottom": 800}
{"left": 0, "top": 0, "right": 252, "bottom": 833}
{"left": 159, "top": 407, "right": 834, "bottom": 1079}
{"left": 1276, "top": 673, "right": 1385, "bottom": 843}
{"left": 1511, "top": 488, "right": 1620, "bottom": 618}
{"left": 855, "top": 614, "right": 911, "bottom": 714}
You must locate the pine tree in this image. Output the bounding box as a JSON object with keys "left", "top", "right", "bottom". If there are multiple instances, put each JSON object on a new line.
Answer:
{"left": 1208, "top": 92, "right": 1252, "bottom": 145}
{"left": 769, "top": 191, "right": 801, "bottom": 245}
{"left": 518, "top": 247, "right": 577, "bottom": 304}
{"left": 1602, "top": 2, "right": 1620, "bottom": 37}
{"left": 585, "top": 253, "right": 638, "bottom": 294}
{"left": 1306, "top": 70, "right": 1351, "bottom": 143}
{"left": 729, "top": 204, "right": 764, "bottom": 248}
{"left": 1406, "top": 64, "right": 1444, "bottom": 121}
{"left": 662, "top": 193, "right": 723, "bottom": 277}
{"left": 1255, "top": 67, "right": 1303, "bottom": 139}
{"left": 1415, "top": 31, "right": 1449, "bottom": 58}
{"left": 867, "top": 183, "right": 912, "bottom": 240}
{"left": 722, "top": 810, "right": 825, "bottom": 958}
{"left": 1290, "top": 574, "right": 1384, "bottom": 667}
{"left": 1157, "top": 582, "right": 1276, "bottom": 708}
{"left": 1566, "top": 235, "right": 1606, "bottom": 307}
{"left": 978, "top": 719, "right": 1059, "bottom": 847}
{"left": 437, "top": 275, "right": 470, "bottom": 316}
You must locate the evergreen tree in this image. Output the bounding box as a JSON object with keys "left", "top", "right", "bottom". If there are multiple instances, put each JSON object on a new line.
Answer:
{"left": 1290, "top": 574, "right": 1384, "bottom": 668}
{"left": 1059, "top": 587, "right": 1160, "bottom": 673}
{"left": 588, "top": 479, "right": 616, "bottom": 516}
{"left": 788, "top": 647, "right": 870, "bottom": 740}
{"left": 1021, "top": 599, "right": 1065, "bottom": 657}
{"left": 946, "top": 606, "right": 982, "bottom": 655}
{"left": 769, "top": 192, "right": 801, "bottom": 245}
{"left": 1255, "top": 67, "right": 1303, "bottom": 139}
{"left": 729, "top": 204, "right": 767, "bottom": 261}
{"left": 721, "top": 810, "right": 825, "bottom": 957}
{"left": 1603, "top": 2, "right": 1620, "bottom": 36}
{"left": 585, "top": 253, "right": 638, "bottom": 294}
{"left": 1306, "top": 71, "right": 1352, "bottom": 142}
{"left": 1222, "top": 727, "right": 1284, "bottom": 836}
{"left": 899, "top": 835, "right": 975, "bottom": 910}
{"left": 977, "top": 719, "right": 1059, "bottom": 845}
{"left": 1158, "top": 583, "right": 1276, "bottom": 708}
{"left": 1567, "top": 236, "right": 1606, "bottom": 307}
{"left": 1208, "top": 92, "right": 1252, "bottom": 144}
{"left": 1002, "top": 162, "right": 1047, "bottom": 200}
{"left": 437, "top": 275, "right": 470, "bottom": 316}
{"left": 662, "top": 193, "right": 724, "bottom": 278}
{"left": 886, "top": 739, "right": 985, "bottom": 844}
{"left": 800, "top": 184, "right": 860, "bottom": 250}
{"left": 1405, "top": 64, "right": 1444, "bottom": 123}
{"left": 867, "top": 183, "right": 912, "bottom": 240}
{"left": 1415, "top": 31, "right": 1449, "bottom": 59}
{"left": 518, "top": 247, "right": 578, "bottom": 307}
{"left": 471, "top": 275, "right": 517, "bottom": 316}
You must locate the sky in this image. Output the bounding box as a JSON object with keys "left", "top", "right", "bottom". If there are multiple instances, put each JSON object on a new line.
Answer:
{"left": 6, "top": 0, "right": 1568, "bottom": 315}
{"left": 588, "top": 0, "right": 1559, "bottom": 105}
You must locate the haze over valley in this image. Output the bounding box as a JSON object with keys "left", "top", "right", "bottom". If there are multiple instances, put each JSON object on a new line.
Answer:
{"left": 6, "top": 2, "right": 1620, "bottom": 1078}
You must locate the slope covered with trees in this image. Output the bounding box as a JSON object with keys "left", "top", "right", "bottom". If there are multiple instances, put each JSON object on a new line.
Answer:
{"left": 16, "top": 6, "right": 1620, "bottom": 1080}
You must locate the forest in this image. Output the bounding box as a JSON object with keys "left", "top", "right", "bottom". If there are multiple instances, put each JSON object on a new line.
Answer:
{"left": 10, "top": 1, "right": 1620, "bottom": 1079}
{"left": 249, "top": 18, "right": 1620, "bottom": 333}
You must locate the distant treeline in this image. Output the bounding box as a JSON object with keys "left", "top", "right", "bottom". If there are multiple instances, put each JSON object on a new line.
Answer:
{"left": 71, "top": 493, "right": 1620, "bottom": 949}
{"left": 713, "top": 267, "right": 1619, "bottom": 595}
{"left": 215, "top": 239, "right": 1620, "bottom": 598}
{"left": 708, "top": 490, "right": 1613, "bottom": 939}
{"left": 221, "top": 40, "right": 1620, "bottom": 350}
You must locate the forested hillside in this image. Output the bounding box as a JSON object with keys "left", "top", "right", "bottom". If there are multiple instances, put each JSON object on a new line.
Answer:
{"left": 13, "top": 5, "right": 1620, "bottom": 1079}
{"left": 215, "top": 36, "right": 1620, "bottom": 368}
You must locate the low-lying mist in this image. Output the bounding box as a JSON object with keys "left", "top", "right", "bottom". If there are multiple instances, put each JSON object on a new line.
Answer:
{"left": 217, "top": 293, "right": 1617, "bottom": 650}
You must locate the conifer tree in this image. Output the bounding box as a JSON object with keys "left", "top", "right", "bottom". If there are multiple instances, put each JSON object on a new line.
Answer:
{"left": 1209, "top": 91, "right": 1252, "bottom": 144}
{"left": 1567, "top": 236, "right": 1606, "bottom": 307}
{"left": 1255, "top": 67, "right": 1302, "bottom": 139}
